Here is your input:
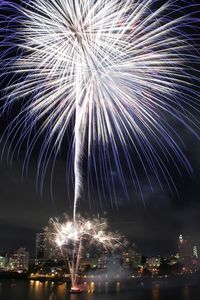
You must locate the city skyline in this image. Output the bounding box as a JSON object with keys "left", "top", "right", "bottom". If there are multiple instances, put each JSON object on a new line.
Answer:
{"left": 0, "top": 0, "right": 199, "bottom": 297}
{"left": 1, "top": 232, "right": 200, "bottom": 270}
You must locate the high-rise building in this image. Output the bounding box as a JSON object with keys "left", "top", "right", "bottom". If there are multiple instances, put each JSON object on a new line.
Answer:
{"left": 0, "top": 256, "right": 6, "bottom": 269}
{"left": 122, "top": 243, "right": 141, "bottom": 268}
{"left": 36, "top": 233, "right": 53, "bottom": 260}
{"left": 178, "top": 235, "right": 200, "bottom": 266}
{"left": 178, "top": 234, "right": 192, "bottom": 260}
{"left": 191, "top": 241, "right": 200, "bottom": 266}
{"left": 193, "top": 245, "right": 198, "bottom": 259}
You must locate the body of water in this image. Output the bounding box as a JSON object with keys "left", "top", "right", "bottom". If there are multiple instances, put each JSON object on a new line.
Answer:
{"left": 0, "top": 280, "right": 199, "bottom": 300}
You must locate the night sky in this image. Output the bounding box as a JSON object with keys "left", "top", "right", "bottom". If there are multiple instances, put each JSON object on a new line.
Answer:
{"left": 0, "top": 0, "right": 200, "bottom": 258}
{"left": 0, "top": 127, "right": 199, "bottom": 256}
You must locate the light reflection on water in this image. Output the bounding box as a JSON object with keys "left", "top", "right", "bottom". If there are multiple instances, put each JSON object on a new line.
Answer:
{"left": 152, "top": 286, "right": 160, "bottom": 300}
{"left": 0, "top": 280, "right": 199, "bottom": 300}
{"left": 183, "top": 286, "right": 190, "bottom": 300}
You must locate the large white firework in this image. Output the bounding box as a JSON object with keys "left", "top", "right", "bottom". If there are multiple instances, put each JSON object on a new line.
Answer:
{"left": 47, "top": 215, "right": 120, "bottom": 250}
{"left": 46, "top": 215, "right": 121, "bottom": 286}
{"left": 0, "top": 0, "right": 199, "bottom": 213}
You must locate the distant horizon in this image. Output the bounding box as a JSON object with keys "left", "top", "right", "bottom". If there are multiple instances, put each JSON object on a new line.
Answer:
{"left": 1, "top": 226, "right": 200, "bottom": 258}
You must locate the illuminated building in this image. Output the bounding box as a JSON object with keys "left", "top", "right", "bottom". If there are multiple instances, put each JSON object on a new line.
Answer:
{"left": 122, "top": 244, "right": 141, "bottom": 268}
{"left": 178, "top": 235, "right": 200, "bottom": 266}
{"left": 146, "top": 257, "right": 161, "bottom": 268}
{"left": 193, "top": 245, "right": 198, "bottom": 259}
{"left": 96, "top": 255, "right": 109, "bottom": 269}
{"left": 8, "top": 248, "right": 29, "bottom": 271}
{"left": 0, "top": 256, "right": 6, "bottom": 269}
{"left": 191, "top": 241, "right": 200, "bottom": 266}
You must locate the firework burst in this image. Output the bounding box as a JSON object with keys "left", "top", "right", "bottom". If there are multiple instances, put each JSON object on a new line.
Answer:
{"left": 47, "top": 215, "right": 120, "bottom": 249}
{"left": 45, "top": 215, "right": 121, "bottom": 286}
{"left": 0, "top": 0, "right": 199, "bottom": 209}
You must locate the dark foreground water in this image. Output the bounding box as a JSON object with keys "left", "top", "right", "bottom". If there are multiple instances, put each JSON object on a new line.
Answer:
{"left": 0, "top": 280, "right": 199, "bottom": 300}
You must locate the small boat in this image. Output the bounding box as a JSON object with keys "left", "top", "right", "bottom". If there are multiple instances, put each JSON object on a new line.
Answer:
{"left": 38, "top": 278, "right": 46, "bottom": 282}
{"left": 70, "top": 287, "right": 83, "bottom": 294}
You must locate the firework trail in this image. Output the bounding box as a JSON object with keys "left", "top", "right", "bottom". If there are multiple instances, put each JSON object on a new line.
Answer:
{"left": 46, "top": 215, "right": 121, "bottom": 287}
{"left": 0, "top": 0, "right": 199, "bottom": 213}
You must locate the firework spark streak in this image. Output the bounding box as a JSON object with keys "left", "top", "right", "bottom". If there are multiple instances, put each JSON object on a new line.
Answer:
{"left": 0, "top": 0, "right": 200, "bottom": 210}
{"left": 46, "top": 215, "right": 121, "bottom": 286}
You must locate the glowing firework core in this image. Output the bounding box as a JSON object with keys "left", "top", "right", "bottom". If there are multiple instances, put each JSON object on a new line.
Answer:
{"left": 48, "top": 216, "right": 120, "bottom": 249}
{"left": 46, "top": 215, "right": 121, "bottom": 287}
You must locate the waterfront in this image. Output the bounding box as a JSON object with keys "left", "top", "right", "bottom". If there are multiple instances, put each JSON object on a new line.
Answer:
{"left": 0, "top": 280, "right": 199, "bottom": 300}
